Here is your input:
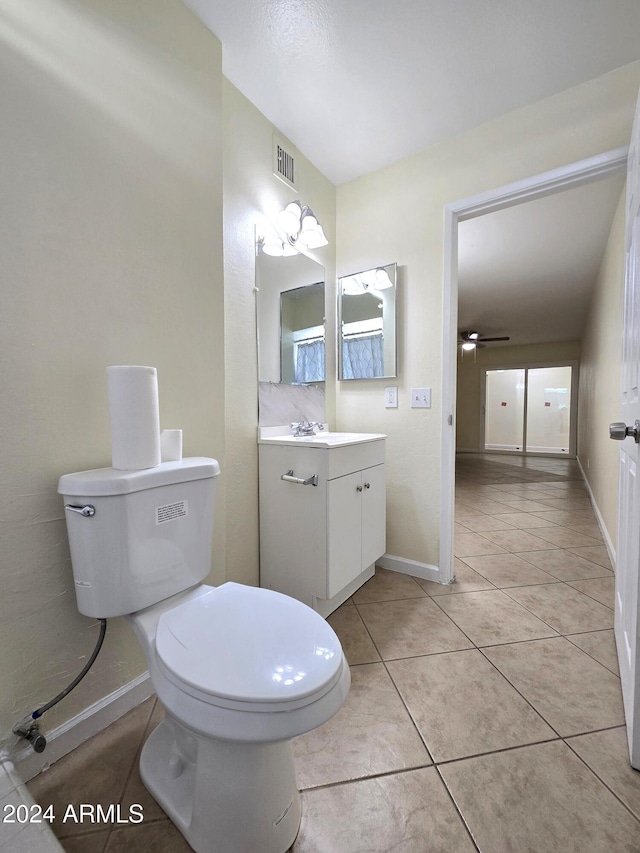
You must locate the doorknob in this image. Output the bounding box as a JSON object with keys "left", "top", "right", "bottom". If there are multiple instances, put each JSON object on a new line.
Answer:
{"left": 609, "top": 420, "right": 640, "bottom": 443}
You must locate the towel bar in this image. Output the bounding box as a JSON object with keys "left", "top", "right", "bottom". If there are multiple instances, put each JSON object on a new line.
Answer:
{"left": 281, "top": 470, "right": 318, "bottom": 487}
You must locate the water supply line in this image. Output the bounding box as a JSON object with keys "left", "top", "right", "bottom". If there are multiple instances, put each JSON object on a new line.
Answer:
{"left": 13, "top": 619, "right": 107, "bottom": 754}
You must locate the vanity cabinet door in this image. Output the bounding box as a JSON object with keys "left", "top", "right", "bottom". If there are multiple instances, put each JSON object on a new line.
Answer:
{"left": 326, "top": 464, "right": 386, "bottom": 599}
{"left": 327, "top": 471, "right": 363, "bottom": 598}
{"left": 361, "top": 464, "right": 386, "bottom": 570}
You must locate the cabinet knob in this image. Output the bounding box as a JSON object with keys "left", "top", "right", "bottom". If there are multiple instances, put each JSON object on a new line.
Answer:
{"left": 356, "top": 485, "right": 363, "bottom": 492}
{"left": 364, "top": 482, "right": 371, "bottom": 489}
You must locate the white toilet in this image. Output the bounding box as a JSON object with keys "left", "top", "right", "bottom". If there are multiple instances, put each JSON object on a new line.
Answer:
{"left": 58, "top": 458, "right": 350, "bottom": 853}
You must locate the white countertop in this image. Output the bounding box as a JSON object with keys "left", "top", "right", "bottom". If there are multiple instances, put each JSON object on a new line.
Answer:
{"left": 258, "top": 425, "right": 386, "bottom": 448}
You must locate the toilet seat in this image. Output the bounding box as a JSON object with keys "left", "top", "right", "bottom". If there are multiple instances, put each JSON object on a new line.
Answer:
{"left": 155, "top": 582, "right": 344, "bottom": 713}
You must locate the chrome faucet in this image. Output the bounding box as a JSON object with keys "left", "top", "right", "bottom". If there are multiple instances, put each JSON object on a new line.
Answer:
{"left": 290, "top": 418, "right": 325, "bottom": 437}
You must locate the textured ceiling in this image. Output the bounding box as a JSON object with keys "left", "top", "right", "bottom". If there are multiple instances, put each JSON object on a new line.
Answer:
{"left": 183, "top": 0, "right": 640, "bottom": 185}
{"left": 180, "top": 0, "right": 636, "bottom": 346}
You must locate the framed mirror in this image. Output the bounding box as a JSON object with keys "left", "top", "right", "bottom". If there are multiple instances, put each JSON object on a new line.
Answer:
{"left": 338, "top": 263, "right": 397, "bottom": 380}
{"left": 256, "top": 246, "right": 325, "bottom": 384}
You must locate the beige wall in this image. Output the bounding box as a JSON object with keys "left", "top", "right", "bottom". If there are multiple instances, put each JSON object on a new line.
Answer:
{"left": 337, "top": 62, "right": 640, "bottom": 568}
{"left": 456, "top": 342, "right": 581, "bottom": 451}
{"left": 222, "top": 81, "right": 336, "bottom": 585}
{"left": 0, "top": 0, "right": 224, "bottom": 744}
{"left": 578, "top": 189, "right": 627, "bottom": 551}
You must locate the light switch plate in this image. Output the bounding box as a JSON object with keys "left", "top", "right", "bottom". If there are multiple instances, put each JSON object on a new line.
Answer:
{"left": 411, "top": 387, "right": 431, "bottom": 408}
{"left": 385, "top": 386, "right": 398, "bottom": 408}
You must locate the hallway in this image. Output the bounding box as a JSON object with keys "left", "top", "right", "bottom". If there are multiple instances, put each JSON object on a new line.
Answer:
{"left": 28, "top": 455, "right": 640, "bottom": 851}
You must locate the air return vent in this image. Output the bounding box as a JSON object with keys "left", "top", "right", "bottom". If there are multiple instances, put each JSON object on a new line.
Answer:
{"left": 273, "top": 136, "right": 296, "bottom": 189}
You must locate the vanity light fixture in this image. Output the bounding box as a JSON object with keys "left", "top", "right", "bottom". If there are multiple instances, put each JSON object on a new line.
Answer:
{"left": 277, "top": 201, "right": 328, "bottom": 250}
{"left": 341, "top": 274, "right": 367, "bottom": 296}
{"left": 341, "top": 267, "right": 393, "bottom": 295}
{"left": 260, "top": 233, "right": 286, "bottom": 257}
{"left": 373, "top": 268, "right": 393, "bottom": 290}
{"left": 258, "top": 232, "right": 298, "bottom": 258}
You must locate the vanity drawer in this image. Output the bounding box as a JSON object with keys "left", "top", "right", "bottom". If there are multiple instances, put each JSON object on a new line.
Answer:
{"left": 326, "top": 440, "right": 385, "bottom": 480}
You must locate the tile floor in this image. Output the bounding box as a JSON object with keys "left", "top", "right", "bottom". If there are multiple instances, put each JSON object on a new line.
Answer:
{"left": 27, "top": 454, "right": 640, "bottom": 851}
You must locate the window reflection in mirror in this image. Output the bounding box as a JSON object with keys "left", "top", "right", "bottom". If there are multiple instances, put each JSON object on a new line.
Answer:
{"left": 338, "top": 263, "right": 397, "bottom": 380}
{"left": 256, "top": 246, "right": 325, "bottom": 383}
{"left": 280, "top": 284, "right": 325, "bottom": 383}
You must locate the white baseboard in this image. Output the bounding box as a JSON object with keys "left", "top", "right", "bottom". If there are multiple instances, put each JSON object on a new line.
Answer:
{"left": 576, "top": 457, "right": 617, "bottom": 570}
{"left": 15, "top": 672, "right": 153, "bottom": 783}
{"left": 377, "top": 554, "right": 443, "bottom": 584}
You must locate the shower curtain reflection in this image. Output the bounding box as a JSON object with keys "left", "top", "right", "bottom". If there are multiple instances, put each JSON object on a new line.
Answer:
{"left": 295, "top": 338, "right": 325, "bottom": 383}
{"left": 342, "top": 333, "right": 384, "bottom": 379}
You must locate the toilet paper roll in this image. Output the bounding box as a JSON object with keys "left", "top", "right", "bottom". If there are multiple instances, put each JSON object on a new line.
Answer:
{"left": 107, "top": 365, "right": 161, "bottom": 470}
{"left": 161, "top": 429, "right": 183, "bottom": 463}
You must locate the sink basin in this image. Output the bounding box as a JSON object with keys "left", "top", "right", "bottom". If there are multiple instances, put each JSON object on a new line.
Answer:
{"left": 290, "top": 432, "right": 384, "bottom": 446}
{"left": 258, "top": 428, "right": 386, "bottom": 448}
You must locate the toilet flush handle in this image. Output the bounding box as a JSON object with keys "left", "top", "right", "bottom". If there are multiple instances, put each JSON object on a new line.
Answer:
{"left": 65, "top": 504, "right": 96, "bottom": 517}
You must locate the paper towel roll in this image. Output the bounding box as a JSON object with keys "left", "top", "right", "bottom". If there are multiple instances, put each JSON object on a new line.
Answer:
{"left": 161, "top": 429, "right": 183, "bottom": 463}
{"left": 107, "top": 365, "right": 161, "bottom": 470}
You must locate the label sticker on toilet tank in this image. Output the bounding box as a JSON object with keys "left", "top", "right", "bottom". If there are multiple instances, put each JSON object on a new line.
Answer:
{"left": 156, "top": 500, "right": 188, "bottom": 524}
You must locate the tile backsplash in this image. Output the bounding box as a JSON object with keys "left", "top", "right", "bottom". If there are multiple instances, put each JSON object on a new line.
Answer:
{"left": 258, "top": 382, "right": 325, "bottom": 427}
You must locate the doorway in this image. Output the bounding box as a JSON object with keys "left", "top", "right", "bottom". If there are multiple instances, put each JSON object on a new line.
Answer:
{"left": 439, "top": 147, "right": 629, "bottom": 581}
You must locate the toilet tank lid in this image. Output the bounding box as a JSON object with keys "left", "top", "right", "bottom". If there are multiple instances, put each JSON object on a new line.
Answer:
{"left": 58, "top": 457, "right": 220, "bottom": 496}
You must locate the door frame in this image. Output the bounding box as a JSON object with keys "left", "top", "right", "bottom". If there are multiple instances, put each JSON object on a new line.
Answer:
{"left": 439, "top": 147, "right": 628, "bottom": 581}
{"left": 479, "top": 360, "right": 579, "bottom": 457}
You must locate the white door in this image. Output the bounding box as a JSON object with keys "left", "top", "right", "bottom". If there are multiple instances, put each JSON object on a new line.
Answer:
{"left": 612, "top": 86, "right": 640, "bottom": 770}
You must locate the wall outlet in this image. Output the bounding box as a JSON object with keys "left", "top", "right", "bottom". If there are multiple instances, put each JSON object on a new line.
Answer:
{"left": 385, "top": 386, "right": 398, "bottom": 408}
{"left": 411, "top": 387, "right": 431, "bottom": 408}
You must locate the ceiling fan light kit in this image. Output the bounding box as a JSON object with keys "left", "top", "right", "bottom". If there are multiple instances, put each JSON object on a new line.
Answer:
{"left": 458, "top": 330, "right": 511, "bottom": 350}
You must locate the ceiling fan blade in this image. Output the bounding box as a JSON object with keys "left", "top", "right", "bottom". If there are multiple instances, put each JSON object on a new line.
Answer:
{"left": 458, "top": 331, "right": 510, "bottom": 347}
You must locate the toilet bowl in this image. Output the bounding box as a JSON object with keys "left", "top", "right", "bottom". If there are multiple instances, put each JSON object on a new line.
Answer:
{"left": 129, "top": 582, "right": 350, "bottom": 853}
{"left": 58, "top": 458, "right": 350, "bottom": 853}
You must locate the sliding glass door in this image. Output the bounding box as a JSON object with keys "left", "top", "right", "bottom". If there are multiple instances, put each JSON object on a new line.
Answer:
{"left": 526, "top": 365, "right": 572, "bottom": 453}
{"left": 483, "top": 364, "right": 574, "bottom": 455}
{"left": 485, "top": 368, "right": 526, "bottom": 451}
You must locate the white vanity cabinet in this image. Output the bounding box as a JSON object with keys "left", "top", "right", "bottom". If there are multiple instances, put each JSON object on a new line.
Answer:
{"left": 258, "top": 433, "right": 386, "bottom": 616}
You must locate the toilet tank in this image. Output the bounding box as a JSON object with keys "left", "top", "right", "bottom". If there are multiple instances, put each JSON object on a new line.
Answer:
{"left": 58, "top": 458, "right": 220, "bottom": 618}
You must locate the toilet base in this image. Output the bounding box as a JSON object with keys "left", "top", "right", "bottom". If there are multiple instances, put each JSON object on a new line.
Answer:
{"left": 139, "top": 715, "right": 301, "bottom": 853}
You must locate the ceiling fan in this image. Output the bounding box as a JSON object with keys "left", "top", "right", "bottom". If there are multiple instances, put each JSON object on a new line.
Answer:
{"left": 458, "top": 330, "right": 510, "bottom": 350}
